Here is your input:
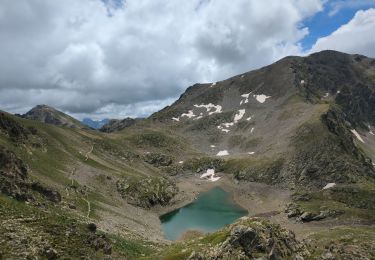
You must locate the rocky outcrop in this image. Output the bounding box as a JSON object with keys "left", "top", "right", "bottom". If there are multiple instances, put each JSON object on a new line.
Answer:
{"left": 0, "top": 112, "right": 30, "bottom": 143}
{"left": 0, "top": 145, "right": 31, "bottom": 201}
{"left": 0, "top": 145, "right": 61, "bottom": 203}
{"left": 143, "top": 152, "right": 173, "bottom": 167}
{"left": 116, "top": 176, "right": 178, "bottom": 208}
{"left": 99, "top": 117, "right": 141, "bottom": 133}
{"left": 188, "top": 217, "right": 310, "bottom": 259}
{"left": 30, "top": 182, "right": 61, "bottom": 203}
{"left": 284, "top": 202, "right": 342, "bottom": 222}
{"left": 86, "top": 223, "right": 112, "bottom": 255}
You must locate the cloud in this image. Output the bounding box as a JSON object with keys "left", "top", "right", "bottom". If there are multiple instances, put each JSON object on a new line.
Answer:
{"left": 311, "top": 8, "right": 375, "bottom": 57}
{"left": 0, "top": 0, "right": 324, "bottom": 119}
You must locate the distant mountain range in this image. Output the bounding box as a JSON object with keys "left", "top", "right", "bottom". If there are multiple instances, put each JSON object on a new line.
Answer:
{"left": 81, "top": 118, "right": 110, "bottom": 129}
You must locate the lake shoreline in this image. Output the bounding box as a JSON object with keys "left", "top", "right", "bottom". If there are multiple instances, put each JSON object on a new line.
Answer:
{"left": 151, "top": 172, "right": 292, "bottom": 241}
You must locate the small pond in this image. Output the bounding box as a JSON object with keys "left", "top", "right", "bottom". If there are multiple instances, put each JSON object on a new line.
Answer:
{"left": 160, "top": 187, "right": 248, "bottom": 240}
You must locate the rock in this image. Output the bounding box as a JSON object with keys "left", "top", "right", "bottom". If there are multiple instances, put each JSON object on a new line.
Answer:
{"left": 31, "top": 182, "right": 61, "bottom": 203}
{"left": 68, "top": 203, "right": 76, "bottom": 209}
{"left": 322, "top": 251, "right": 335, "bottom": 260}
{"left": 299, "top": 212, "right": 317, "bottom": 222}
{"left": 44, "top": 247, "right": 58, "bottom": 260}
{"left": 285, "top": 203, "right": 302, "bottom": 218}
{"left": 229, "top": 225, "right": 258, "bottom": 255}
{"left": 188, "top": 251, "right": 205, "bottom": 260}
{"left": 143, "top": 152, "right": 173, "bottom": 167}
{"left": 87, "top": 223, "right": 97, "bottom": 232}
{"left": 87, "top": 233, "right": 112, "bottom": 255}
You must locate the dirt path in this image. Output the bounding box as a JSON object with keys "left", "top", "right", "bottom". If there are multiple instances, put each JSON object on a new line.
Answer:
{"left": 85, "top": 145, "right": 93, "bottom": 161}
{"left": 83, "top": 198, "right": 91, "bottom": 218}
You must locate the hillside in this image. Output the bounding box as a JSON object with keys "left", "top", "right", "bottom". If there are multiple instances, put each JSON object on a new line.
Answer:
{"left": 1, "top": 50, "right": 375, "bottom": 259}
{"left": 100, "top": 117, "right": 142, "bottom": 133}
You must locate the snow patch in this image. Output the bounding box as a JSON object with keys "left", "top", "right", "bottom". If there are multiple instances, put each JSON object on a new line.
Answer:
{"left": 240, "top": 93, "right": 251, "bottom": 104}
{"left": 200, "top": 169, "right": 221, "bottom": 182}
{"left": 369, "top": 125, "right": 374, "bottom": 135}
{"left": 172, "top": 117, "right": 180, "bottom": 122}
{"left": 217, "top": 109, "right": 246, "bottom": 132}
{"left": 350, "top": 129, "right": 365, "bottom": 143}
{"left": 246, "top": 116, "right": 252, "bottom": 121}
{"left": 181, "top": 110, "right": 196, "bottom": 118}
{"left": 217, "top": 150, "right": 229, "bottom": 156}
{"left": 300, "top": 80, "right": 305, "bottom": 84}
{"left": 194, "top": 103, "right": 222, "bottom": 115}
{"left": 234, "top": 109, "right": 246, "bottom": 122}
{"left": 178, "top": 161, "right": 184, "bottom": 164}
{"left": 210, "top": 82, "right": 217, "bottom": 88}
{"left": 248, "top": 152, "right": 255, "bottom": 155}
{"left": 210, "top": 145, "right": 216, "bottom": 148}
{"left": 250, "top": 127, "right": 254, "bottom": 133}
{"left": 253, "top": 94, "right": 271, "bottom": 103}
{"left": 324, "top": 92, "right": 329, "bottom": 98}
{"left": 322, "top": 183, "right": 336, "bottom": 190}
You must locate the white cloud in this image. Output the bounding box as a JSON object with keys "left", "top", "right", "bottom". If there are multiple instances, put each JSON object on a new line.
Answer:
{"left": 0, "top": 0, "right": 324, "bottom": 119}
{"left": 311, "top": 8, "right": 375, "bottom": 57}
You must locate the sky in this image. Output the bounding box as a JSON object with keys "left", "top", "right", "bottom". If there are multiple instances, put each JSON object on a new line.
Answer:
{"left": 0, "top": 0, "right": 375, "bottom": 120}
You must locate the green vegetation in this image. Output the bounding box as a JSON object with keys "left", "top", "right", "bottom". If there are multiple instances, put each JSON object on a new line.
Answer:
{"left": 224, "top": 157, "right": 285, "bottom": 184}
{"left": 0, "top": 194, "right": 155, "bottom": 259}
{"left": 307, "top": 226, "right": 375, "bottom": 259}
{"left": 183, "top": 157, "right": 225, "bottom": 173}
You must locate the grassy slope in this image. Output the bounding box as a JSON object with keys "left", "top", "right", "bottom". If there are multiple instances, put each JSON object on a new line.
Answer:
{"left": 0, "top": 113, "right": 196, "bottom": 258}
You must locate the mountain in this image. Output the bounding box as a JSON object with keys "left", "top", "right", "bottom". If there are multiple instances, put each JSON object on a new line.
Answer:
{"left": 22, "top": 104, "right": 87, "bottom": 129}
{"left": 151, "top": 50, "right": 375, "bottom": 186}
{"left": 1, "top": 50, "right": 375, "bottom": 259}
{"left": 81, "top": 118, "right": 109, "bottom": 129}
{"left": 99, "top": 117, "right": 142, "bottom": 132}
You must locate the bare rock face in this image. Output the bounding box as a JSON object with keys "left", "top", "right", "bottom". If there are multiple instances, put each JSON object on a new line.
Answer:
{"left": 188, "top": 217, "right": 310, "bottom": 259}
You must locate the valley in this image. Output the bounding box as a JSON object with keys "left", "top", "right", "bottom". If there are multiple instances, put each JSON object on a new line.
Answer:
{"left": 1, "top": 50, "right": 375, "bottom": 259}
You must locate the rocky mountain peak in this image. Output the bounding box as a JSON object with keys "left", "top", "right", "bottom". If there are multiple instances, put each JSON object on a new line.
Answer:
{"left": 22, "top": 104, "right": 86, "bottom": 129}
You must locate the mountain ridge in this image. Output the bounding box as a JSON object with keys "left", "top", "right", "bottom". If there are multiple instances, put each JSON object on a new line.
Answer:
{"left": 1, "top": 50, "right": 375, "bottom": 259}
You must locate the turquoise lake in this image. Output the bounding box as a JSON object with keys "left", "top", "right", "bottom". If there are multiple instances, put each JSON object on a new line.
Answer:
{"left": 160, "top": 187, "right": 248, "bottom": 240}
